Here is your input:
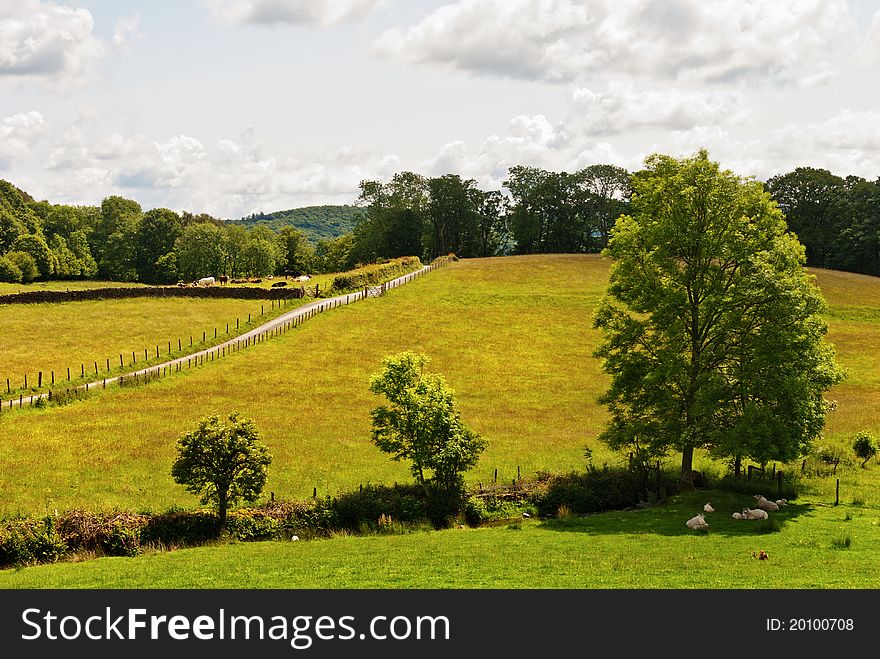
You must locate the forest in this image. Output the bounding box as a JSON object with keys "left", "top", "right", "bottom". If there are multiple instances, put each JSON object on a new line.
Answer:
{"left": 0, "top": 163, "right": 878, "bottom": 285}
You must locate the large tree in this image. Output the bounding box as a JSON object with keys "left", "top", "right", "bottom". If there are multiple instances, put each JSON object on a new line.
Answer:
{"left": 594, "top": 150, "right": 844, "bottom": 485}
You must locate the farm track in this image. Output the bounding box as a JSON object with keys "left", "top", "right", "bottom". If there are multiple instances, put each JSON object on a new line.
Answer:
{"left": 7, "top": 265, "right": 435, "bottom": 410}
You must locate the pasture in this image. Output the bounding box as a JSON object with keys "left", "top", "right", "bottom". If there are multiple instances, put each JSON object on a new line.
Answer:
{"left": 0, "top": 297, "right": 301, "bottom": 398}
{"left": 0, "top": 489, "right": 876, "bottom": 588}
{"left": 0, "top": 254, "right": 877, "bottom": 518}
{"left": 0, "top": 280, "right": 148, "bottom": 295}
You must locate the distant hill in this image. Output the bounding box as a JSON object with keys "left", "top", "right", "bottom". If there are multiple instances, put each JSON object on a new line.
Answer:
{"left": 229, "top": 205, "right": 365, "bottom": 242}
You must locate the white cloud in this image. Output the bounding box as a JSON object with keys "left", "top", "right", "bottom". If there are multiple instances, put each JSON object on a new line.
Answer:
{"left": 0, "top": 111, "right": 46, "bottom": 170}
{"left": 113, "top": 14, "right": 142, "bottom": 50}
{"left": 569, "top": 83, "right": 747, "bottom": 136}
{"left": 376, "top": 0, "right": 851, "bottom": 87}
{"left": 0, "top": 0, "right": 104, "bottom": 86}
{"left": 855, "top": 10, "right": 880, "bottom": 63}
{"left": 199, "top": 0, "right": 384, "bottom": 27}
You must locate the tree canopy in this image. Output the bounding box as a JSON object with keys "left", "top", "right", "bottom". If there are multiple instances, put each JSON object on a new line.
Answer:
{"left": 594, "top": 150, "right": 845, "bottom": 484}
{"left": 171, "top": 412, "right": 272, "bottom": 528}
{"left": 369, "top": 352, "right": 487, "bottom": 498}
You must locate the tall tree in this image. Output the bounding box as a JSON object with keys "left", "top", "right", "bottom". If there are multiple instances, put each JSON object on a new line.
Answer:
{"left": 175, "top": 222, "right": 227, "bottom": 280}
{"left": 578, "top": 164, "right": 632, "bottom": 248}
{"left": 95, "top": 196, "right": 142, "bottom": 280}
{"left": 135, "top": 208, "right": 182, "bottom": 283}
{"left": 594, "top": 150, "right": 844, "bottom": 485}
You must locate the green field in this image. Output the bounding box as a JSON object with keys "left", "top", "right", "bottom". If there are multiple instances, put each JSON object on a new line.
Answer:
{"left": 0, "top": 255, "right": 877, "bottom": 519}
{"left": 0, "top": 297, "right": 300, "bottom": 397}
{"left": 0, "top": 280, "right": 148, "bottom": 295}
{"left": 0, "top": 489, "right": 876, "bottom": 588}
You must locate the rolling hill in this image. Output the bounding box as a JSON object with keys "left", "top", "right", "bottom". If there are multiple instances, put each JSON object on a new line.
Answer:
{"left": 228, "top": 205, "right": 365, "bottom": 241}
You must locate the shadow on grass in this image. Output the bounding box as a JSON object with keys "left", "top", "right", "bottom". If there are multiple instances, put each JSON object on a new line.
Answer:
{"left": 537, "top": 490, "right": 814, "bottom": 537}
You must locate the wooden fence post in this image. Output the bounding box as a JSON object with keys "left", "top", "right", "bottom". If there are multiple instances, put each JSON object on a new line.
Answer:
{"left": 38, "top": 372, "right": 42, "bottom": 388}
{"left": 835, "top": 479, "right": 840, "bottom": 506}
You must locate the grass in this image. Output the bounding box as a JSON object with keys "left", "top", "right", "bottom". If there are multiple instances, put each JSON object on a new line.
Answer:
{"left": 1, "top": 489, "right": 878, "bottom": 588}
{"left": 0, "top": 297, "right": 302, "bottom": 398}
{"left": 0, "top": 280, "right": 148, "bottom": 295}
{"left": 0, "top": 254, "right": 877, "bottom": 517}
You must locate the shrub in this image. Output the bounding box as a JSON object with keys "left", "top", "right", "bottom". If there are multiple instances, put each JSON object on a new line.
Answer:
{"left": 0, "top": 255, "right": 22, "bottom": 283}
{"left": 226, "top": 510, "right": 280, "bottom": 542}
{"left": 463, "top": 497, "right": 489, "bottom": 526}
{"left": 532, "top": 466, "right": 674, "bottom": 517}
{"left": 852, "top": 432, "right": 877, "bottom": 468}
{"left": 4, "top": 251, "right": 39, "bottom": 283}
{"left": 0, "top": 517, "right": 67, "bottom": 567}
{"left": 330, "top": 256, "right": 422, "bottom": 292}
{"left": 329, "top": 484, "right": 426, "bottom": 531}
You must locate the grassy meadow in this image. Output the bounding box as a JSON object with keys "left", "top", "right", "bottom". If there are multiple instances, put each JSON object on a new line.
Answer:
{"left": 0, "top": 280, "right": 148, "bottom": 295}
{"left": 0, "top": 254, "right": 877, "bottom": 519}
{"left": 0, "top": 297, "right": 303, "bottom": 398}
{"left": 0, "top": 489, "right": 876, "bottom": 588}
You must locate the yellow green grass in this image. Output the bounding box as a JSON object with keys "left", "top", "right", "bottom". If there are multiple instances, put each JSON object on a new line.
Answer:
{"left": 0, "top": 280, "right": 148, "bottom": 295}
{"left": 0, "top": 254, "right": 876, "bottom": 518}
{"left": 0, "top": 297, "right": 298, "bottom": 397}
{"left": 0, "top": 490, "right": 876, "bottom": 588}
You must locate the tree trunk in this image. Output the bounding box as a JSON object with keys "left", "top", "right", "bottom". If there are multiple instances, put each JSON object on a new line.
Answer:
{"left": 218, "top": 490, "right": 228, "bottom": 530}
{"left": 734, "top": 455, "right": 742, "bottom": 480}
{"left": 680, "top": 446, "right": 695, "bottom": 489}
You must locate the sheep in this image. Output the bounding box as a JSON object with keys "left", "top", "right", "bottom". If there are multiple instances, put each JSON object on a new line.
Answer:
{"left": 775, "top": 499, "right": 788, "bottom": 507}
{"left": 290, "top": 535, "right": 300, "bottom": 542}
{"left": 685, "top": 513, "right": 709, "bottom": 531}
{"left": 754, "top": 495, "right": 780, "bottom": 512}
{"left": 731, "top": 512, "right": 743, "bottom": 520}
{"left": 703, "top": 502, "right": 715, "bottom": 513}
{"left": 740, "top": 508, "right": 769, "bottom": 520}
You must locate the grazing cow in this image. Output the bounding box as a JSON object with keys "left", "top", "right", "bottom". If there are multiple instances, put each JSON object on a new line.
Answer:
{"left": 198, "top": 276, "right": 215, "bottom": 287}
{"left": 218, "top": 275, "right": 228, "bottom": 285}
{"left": 271, "top": 281, "right": 288, "bottom": 288}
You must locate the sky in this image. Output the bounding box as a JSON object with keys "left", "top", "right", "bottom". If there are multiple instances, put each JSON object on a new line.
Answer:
{"left": 1, "top": 0, "right": 879, "bottom": 219}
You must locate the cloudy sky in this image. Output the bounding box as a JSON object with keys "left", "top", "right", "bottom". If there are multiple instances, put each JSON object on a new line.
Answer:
{"left": 1, "top": 0, "right": 879, "bottom": 218}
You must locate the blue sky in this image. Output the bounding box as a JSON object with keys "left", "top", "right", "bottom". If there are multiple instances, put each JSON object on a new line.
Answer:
{"left": 2, "top": 0, "right": 879, "bottom": 218}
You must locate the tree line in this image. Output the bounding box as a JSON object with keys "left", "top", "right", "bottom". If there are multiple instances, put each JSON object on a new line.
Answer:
{"left": 1, "top": 161, "right": 878, "bottom": 285}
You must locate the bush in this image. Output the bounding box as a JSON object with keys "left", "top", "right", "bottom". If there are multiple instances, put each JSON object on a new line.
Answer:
{"left": 226, "top": 510, "right": 280, "bottom": 541}
{"left": 4, "top": 251, "right": 38, "bottom": 283}
{"left": 141, "top": 510, "right": 221, "bottom": 546}
{"left": 329, "top": 484, "right": 426, "bottom": 531}
{"left": 532, "top": 466, "right": 675, "bottom": 517}
{"left": 0, "top": 517, "right": 67, "bottom": 566}
{"left": 0, "top": 255, "right": 22, "bottom": 283}
{"left": 330, "top": 256, "right": 422, "bottom": 292}
{"left": 852, "top": 432, "right": 877, "bottom": 468}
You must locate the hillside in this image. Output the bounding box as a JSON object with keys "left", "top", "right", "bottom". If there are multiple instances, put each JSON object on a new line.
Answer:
{"left": 229, "top": 205, "right": 365, "bottom": 241}
{"left": 0, "top": 255, "right": 876, "bottom": 517}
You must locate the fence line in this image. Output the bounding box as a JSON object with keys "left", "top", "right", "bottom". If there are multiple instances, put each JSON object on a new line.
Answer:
{"left": 1, "top": 258, "right": 453, "bottom": 412}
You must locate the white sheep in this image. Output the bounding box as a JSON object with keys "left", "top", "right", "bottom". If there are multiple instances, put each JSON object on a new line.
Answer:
{"left": 686, "top": 513, "right": 709, "bottom": 530}
{"left": 775, "top": 499, "right": 788, "bottom": 507}
{"left": 290, "top": 535, "right": 300, "bottom": 542}
{"left": 731, "top": 512, "right": 743, "bottom": 520}
{"left": 754, "top": 495, "right": 779, "bottom": 512}
{"left": 740, "top": 507, "right": 769, "bottom": 520}
{"left": 703, "top": 502, "right": 715, "bottom": 513}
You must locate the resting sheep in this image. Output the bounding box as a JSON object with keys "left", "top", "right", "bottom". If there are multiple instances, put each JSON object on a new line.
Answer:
{"left": 731, "top": 512, "right": 743, "bottom": 520}
{"left": 685, "top": 513, "right": 709, "bottom": 531}
{"left": 754, "top": 495, "right": 780, "bottom": 512}
{"left": 740, "top": 508, "right": 769, "bottom": 520}
{"left": 703, "top": 502, "right": 715, "bottom": 513}
{"left": 775, "top": 498, "right": 788, "bottom": 507}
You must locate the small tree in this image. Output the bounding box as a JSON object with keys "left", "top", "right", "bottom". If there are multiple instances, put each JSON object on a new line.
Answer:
{"left": 852, "top": 432, "right": 877, "bottom": 468}
{"left": 369, "top": 352, "right": 487, "bottom": 505}
{"left": 171, "top": 413, "right": 272, "bottom": 528}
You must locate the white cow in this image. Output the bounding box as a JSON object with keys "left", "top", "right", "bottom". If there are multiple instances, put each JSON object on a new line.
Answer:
{"left": 198, "top": 276, "right": 215, "bottom": 287}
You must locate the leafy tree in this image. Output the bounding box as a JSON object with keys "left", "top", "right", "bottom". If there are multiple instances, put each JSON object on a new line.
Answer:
{"left": 241, "top": 237, "right": 277, "bottom": 277}
{"left": 766, "top": 167, "right": 848, "bottom": 268}
{"left": 176, "top": 222, "right": 227, "bottom": 280}
{"left": 369, "top": 352, "right": 487, "bottom": 500}
{"left": 171, "top": 413, "right": 272, "bottom": 529}
{"left": 277, "top": 226, "right": 315, "bottom": 275}
{"left": 314, "top": 233, "right": 354, "bottom": 273}
{"left": 852, "top": 432, "right": 877, "bottom": 468}
{"left": 579, "top": 164, "right": 632, "bottom": 248}
{"left": 475, "top": 189, "right": 509, "bottom": 257}
{"left": 95, "top": 196, "right": 142, "bottom": 280}
{"left": 0, "top": 210, "right": 26, "bottom": 254}
{"left": 594, "top": 150, "right": 844, "bottom": 485}
{"left": 0, "top": 254, "right": 22, "bottom": 283}
{"left": 425, "top": 174, "right": 481, "bottom": 258}
{"left": 223, "top": 224, "right": 249, "bottom": 278}
{"left": 4, "top": 251, "right": 39, "bottom": 283}
{"left": 155, "top": 251, "right": 179, "bottom": 284}
{"left": 11, "top": 234, "right": 53, "bottom": 279}
{"left": 135, "top": 208, "right": 182, "bottom": 283}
